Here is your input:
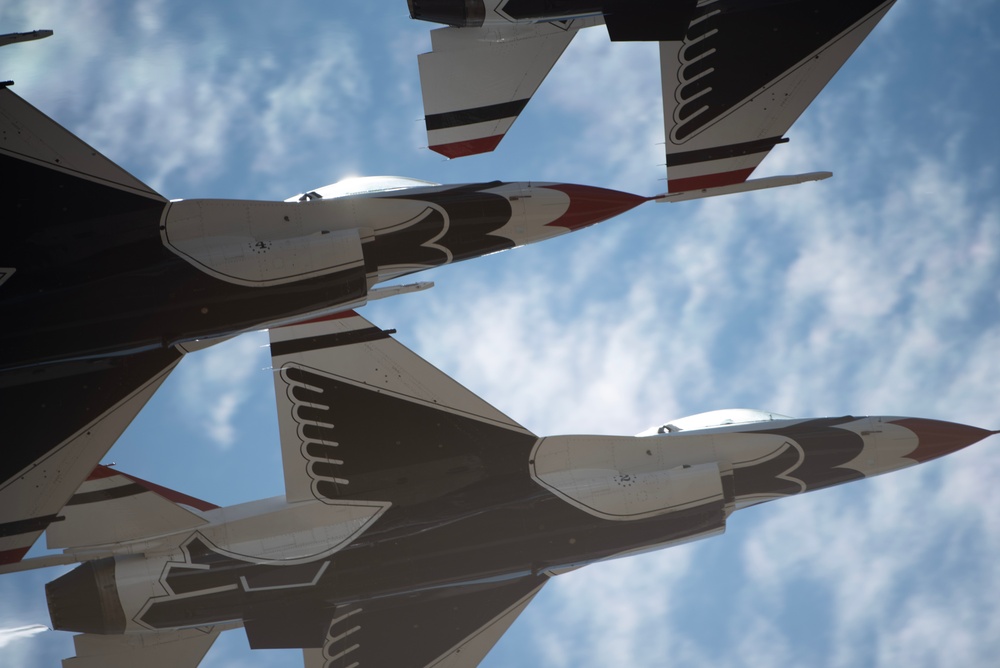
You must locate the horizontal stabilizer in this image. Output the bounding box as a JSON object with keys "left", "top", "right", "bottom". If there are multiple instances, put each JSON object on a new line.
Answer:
{"left": 419, "top": 22, "right": 585, "bottom": 158}
{"left": 604, "top": 0, "right": 697, "bottom": 41}
{"left": 302, "top": 575, "right": 547, "bottom": 667}
{"left": 660, "top": 0, "right": 895, "bottom": 192}
{"left": 654, "top": 171, "right": 832, "bottom": 203}
{"left": 64, "top": 626, "right": 225, "bottom": 668}
{"left": 46, "top": 465, "right": 217, "bottom": 550}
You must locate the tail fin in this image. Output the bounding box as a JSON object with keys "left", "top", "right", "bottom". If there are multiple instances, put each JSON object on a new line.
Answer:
{"left": 46, "top": 465, "right": 217, "bottom": 551}
{"left": 268, "top": 312, "right": 536, "bottom": 506}
{"left": 660, "top": 0, "right": 895, "bottom": 192}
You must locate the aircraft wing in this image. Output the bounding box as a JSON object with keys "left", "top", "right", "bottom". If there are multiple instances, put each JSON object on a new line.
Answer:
{"left": 418, "top": 19, "right": 600, "bottom": 158}
{"left": 268, "top": 311, "right": 533, "bottom": 505}
{"left": 299, "top": 575, "right": 547, "bottom": 668}
{"left": 45, "top": 464, "right": 217, "bottom": 551}
{"left": 660, "top": 0, "right": 896, "bottom": 193}
{"left": 0, "top": 348, "right": 183, "bottom": 566}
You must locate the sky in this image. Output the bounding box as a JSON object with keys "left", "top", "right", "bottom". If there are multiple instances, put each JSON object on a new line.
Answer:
{"left": 1, "top": 0, "right": 999, "bottom": 666}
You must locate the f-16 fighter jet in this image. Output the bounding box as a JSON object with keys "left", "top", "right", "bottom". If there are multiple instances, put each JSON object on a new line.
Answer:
{"left": 6, "top": 311, "right": 994, "bottom": 667}
{"left": 0, "top": 84, "right": 657, "bottom": 568}
{"left": 410, "top": 0, "right": 894, "bottom": 192}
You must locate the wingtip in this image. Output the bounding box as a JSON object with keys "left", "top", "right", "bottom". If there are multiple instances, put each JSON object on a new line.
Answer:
{"left": 429, "top": 135, "right": 504, "bottom": 159}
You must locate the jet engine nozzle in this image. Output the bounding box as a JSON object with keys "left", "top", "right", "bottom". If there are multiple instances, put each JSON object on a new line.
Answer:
{"left": 46, "top": 557, "right": 126, "bottom": 634}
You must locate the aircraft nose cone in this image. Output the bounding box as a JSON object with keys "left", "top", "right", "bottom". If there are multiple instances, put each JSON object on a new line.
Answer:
{"left": 541, "top": 184, "right": 649, "bottom": 232}
{"left": 890, "top": 418, "right": 996, "bottom": 463}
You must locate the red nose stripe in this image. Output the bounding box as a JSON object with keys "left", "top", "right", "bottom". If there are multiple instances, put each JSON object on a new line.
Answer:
{"left": 890, "top": 418, "right": 995, "bottom": 463}
{"left": 543, "top": 184, "right": 648, "bottom": 232}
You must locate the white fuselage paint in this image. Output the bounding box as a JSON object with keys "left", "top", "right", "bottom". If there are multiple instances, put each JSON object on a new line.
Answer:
{"left": 160, "top": 180, "right": 575, "bottom": 288}
{"left": 531, "top": 415, "right": 922, "bottom": 519}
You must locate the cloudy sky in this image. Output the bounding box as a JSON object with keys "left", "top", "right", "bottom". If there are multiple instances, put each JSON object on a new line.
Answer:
{"left": 2, "top": 1, "right": 999, "bottom": 666}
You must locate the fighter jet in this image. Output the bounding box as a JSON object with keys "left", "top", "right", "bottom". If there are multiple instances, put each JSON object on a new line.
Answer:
{"left": 6, "top": 311, "right": 993, "bottom": 667}
{"left": 411, "top": 0, "right": 895, "bottom": 192}
{"left": 0, "top": 82, "right": 660, "bottom": 568}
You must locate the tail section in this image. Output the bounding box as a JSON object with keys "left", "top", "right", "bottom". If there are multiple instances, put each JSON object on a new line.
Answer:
{"left": 660, "top": 0, "right": 895, "bottom": 192}
{"left": 268, "top": 311, "right": 536, "bottom": 506}
{"left": 46, "top": 465, "right": 218, "bottom": 551}
{"left": 0, "top": 348, "right": 183, "bottom": 567}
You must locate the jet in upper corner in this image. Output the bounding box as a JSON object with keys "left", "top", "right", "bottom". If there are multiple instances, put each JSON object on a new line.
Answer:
{"left": 3, "top": 309, "right": 993, "bottom": 667}
{"left": 409, "top": 0, "right": 896, "bottom": 191}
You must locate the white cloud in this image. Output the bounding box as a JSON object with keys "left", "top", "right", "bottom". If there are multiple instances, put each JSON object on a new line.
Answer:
{"left": 537, "top": 30, "right": 665, "bottom": 193}
{"left": 537, "top": 546, "right": 697, "bottom": 668}
{"left": 174, "top": 332, "right": 269, "bottom": 449}
{"left": 0, "top": 1, "right": 371, "bottom": 197}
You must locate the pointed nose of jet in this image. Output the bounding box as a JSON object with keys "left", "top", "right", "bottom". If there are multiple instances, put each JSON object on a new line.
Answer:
{"left": 540, "top": 184, "right": 650, "bottom": 232}
{"left": 890, "top": 418, "right": 997, "bottom": 463}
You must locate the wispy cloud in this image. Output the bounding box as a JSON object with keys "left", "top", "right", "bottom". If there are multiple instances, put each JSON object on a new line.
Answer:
{"left": 0, "top": 625, "right": 48, "bottom": 649}
{"left": 174, "top": 333, "right": 270, "bottom": 449}
{"left": 1, "top": 1, "right": 370, "bottom": 198}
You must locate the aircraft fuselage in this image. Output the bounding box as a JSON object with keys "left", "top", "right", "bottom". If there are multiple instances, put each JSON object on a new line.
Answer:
{"left": 45, "top": 414, "right": 993, "bottom": 648}
{"left": 2, "top": 166, "right": 642, "bottom": 372}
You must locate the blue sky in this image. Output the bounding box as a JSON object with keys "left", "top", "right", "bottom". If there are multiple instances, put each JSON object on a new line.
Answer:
{"left": 2, "top": 1, "right": 999, "bottom": 666}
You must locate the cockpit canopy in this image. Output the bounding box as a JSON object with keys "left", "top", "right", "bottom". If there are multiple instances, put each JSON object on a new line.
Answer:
{"left": 637, "top": 408, "right": 792, "bottom": 436}
{"left": 285, "top": 176, "right": 440, "bottom": 202}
